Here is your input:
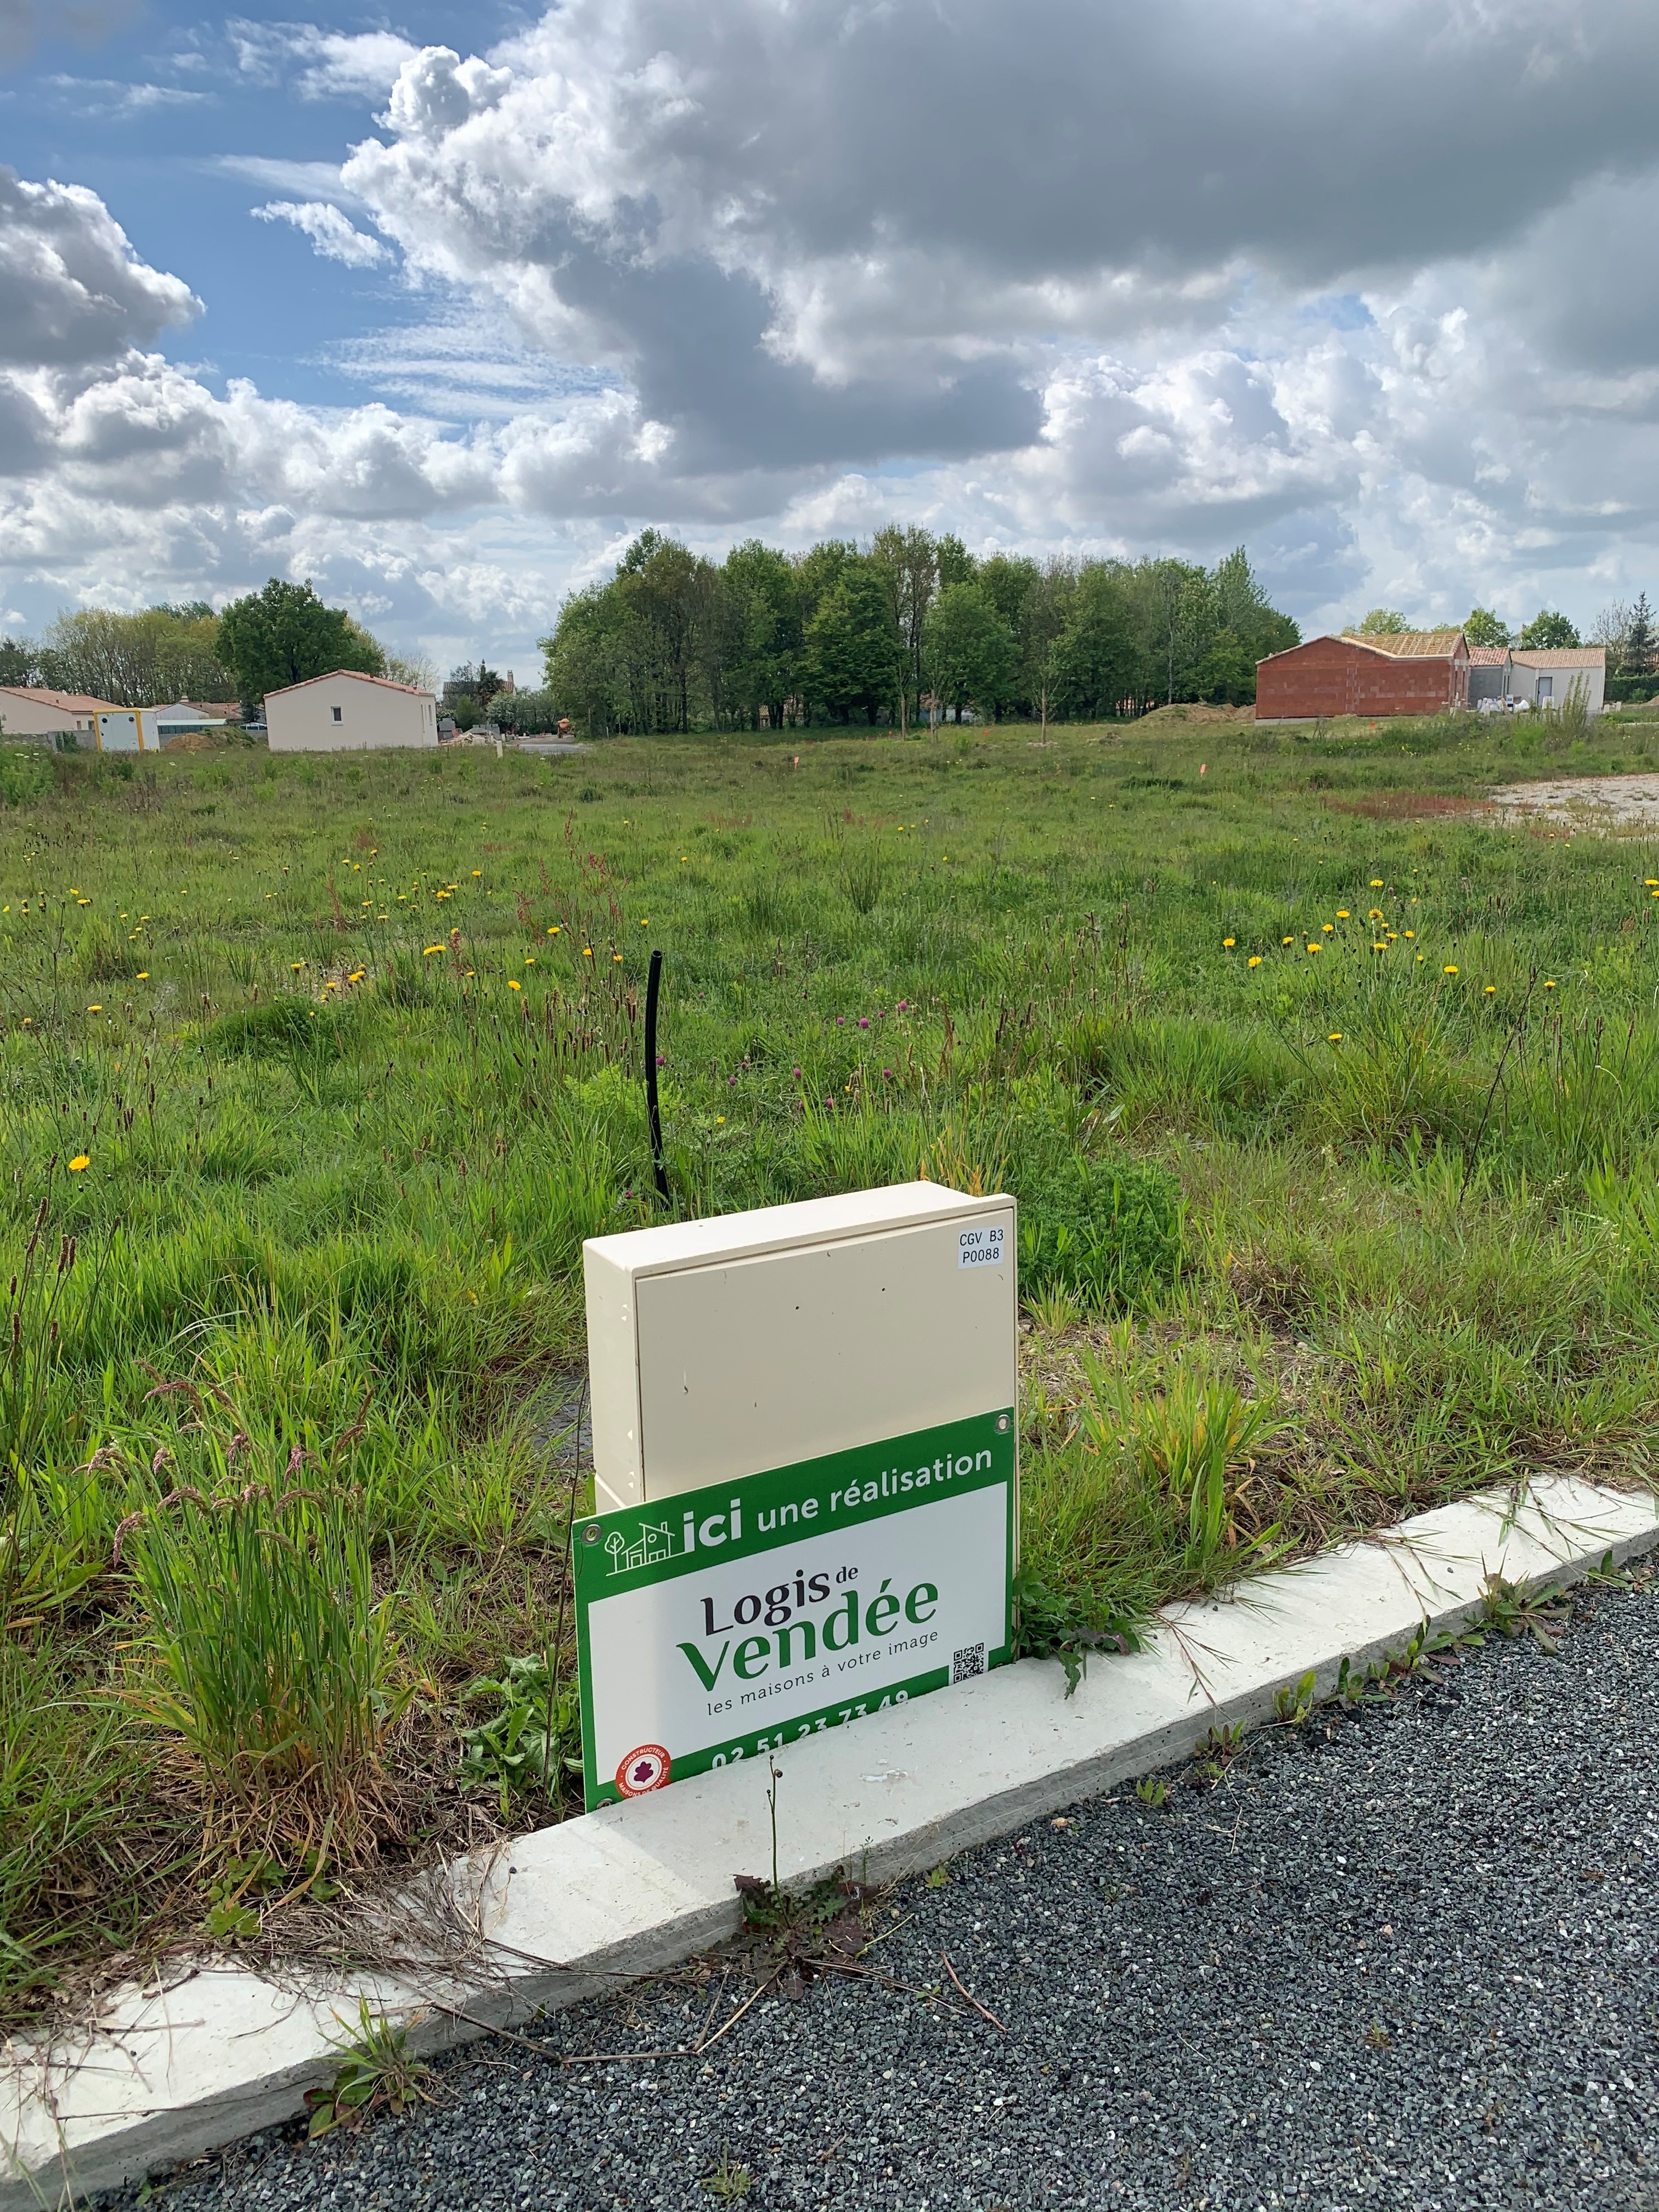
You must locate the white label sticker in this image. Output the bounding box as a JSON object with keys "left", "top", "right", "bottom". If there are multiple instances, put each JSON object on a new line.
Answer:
{"left": 957, "top": 1223, "right": 1005, "bottom": 1269}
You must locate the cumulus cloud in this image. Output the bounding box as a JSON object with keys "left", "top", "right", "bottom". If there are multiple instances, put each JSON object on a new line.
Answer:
{"left": 0, "top": 170, "right": 199, "bottom": 367}
{"left": 9, "top": 0, "right": 1659, "bottom": 657}
{"left": 252, "top": 200, "right": 388, "bottom": 268}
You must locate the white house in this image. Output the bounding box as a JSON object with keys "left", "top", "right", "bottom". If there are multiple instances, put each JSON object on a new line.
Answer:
{"left": 1510, "top": 646, "right": 1605, "bottom": 717}
{"left": 0, "top": 686, "right": 123, "bottom": 744}
{"left": 154, "top": 700, "right": 228, "bottom": 740}
{"left": 264, "top": 670, "right": 438, "bottom": 752}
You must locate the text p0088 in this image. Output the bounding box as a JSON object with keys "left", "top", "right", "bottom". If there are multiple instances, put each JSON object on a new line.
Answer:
{"left": 957, "top": 1224, "right": 1005, "bottom": 1269}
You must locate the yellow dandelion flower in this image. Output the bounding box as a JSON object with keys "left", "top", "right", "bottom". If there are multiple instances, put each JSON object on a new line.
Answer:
{"left": 1443, "top": 964, "right": 1458, "bottom": 974}
{"left": 1328, "top": 1032, "right": 1342, "bottom": 1043}
{"left": 613, "top": 952, "right": 623, "bottom": 961}
{"left": 548, "top": 925, "right": 560, "bottom": 935}
{"left": 1485, "top": 985, "right": 1496, "bottom": 994}
{"left": 1373, "top": 942, "right": 1386, "bottom": 952}
{"left": 1544, "top": 978, "right": 1556, "bottom": 989}
{"left": 1283, "top": 935, "right": 1294, "bottom": 945}
{"left": 583, "top": 946, "right": 593, "bottom": 957}
{"left": 509, "top": 979, "right": 522, "bottom": 990}
{"left": 1248, "top": 955, "right": 1262, "bottom": 968}
{"left": 1222, "top": 937, "right": 1235, "bottom": 948}
{"left": 1417, "top": 955, "right": 1425, "bottom": 963}
{"left": 1403, "top": 929, "right": 1415, "bottom": 939}
{"left": 1647, "top": 879, "right": 1657, "bottom": 887}
{"left": 1368, "top": 908, "right": 1383, "bottom": 921}
{"left": 472, "top": 870, "right": 482, "bottom": 877}
{"left": 716, "top": 1114, "right": 725, "bottom": 1123}
{"left": 423, "top": 944, "right": 444, "bottom": 955}
{"left": 136, "top": 970, "right": 148, "bottom": 979}
{"left": 291, "top": 961, "right": 305, "bottom": 970}
{"left": 1307, "top": 943, "right": 1323, "bottom": 954}
{"left": 68, "top": 1154, "right": 89, "bottom": 1171}
{"left": 87, "top": 1002, "right": 101, "bottom": 1012}
{"left": 1322, "top": 922, "right": 1334, "bottom": 933}
{"left": 1370, "top": 878, "right": 1383, "bottom": 888}
{"left": 524, "top": 956, "right": 535, "bottom": 966}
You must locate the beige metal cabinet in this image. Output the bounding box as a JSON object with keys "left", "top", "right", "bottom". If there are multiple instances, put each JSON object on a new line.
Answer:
{"left": 584, "top": 1182, "right": 1017, "bottom": 1514}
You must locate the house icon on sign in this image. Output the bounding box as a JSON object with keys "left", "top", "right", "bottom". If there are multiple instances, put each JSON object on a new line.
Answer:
{"left": 606, "top": 1521, "right": 675, "bottom": 1574}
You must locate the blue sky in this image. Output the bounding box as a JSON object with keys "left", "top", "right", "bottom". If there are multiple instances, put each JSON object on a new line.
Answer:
{"left": 3, "top": 0, "right": 1659, "bottom": 676}
{"left": 5, "top": 6, "right": 541, "bottom": 399}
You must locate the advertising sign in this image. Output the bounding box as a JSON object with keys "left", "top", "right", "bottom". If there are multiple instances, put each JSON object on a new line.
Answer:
{"left": 574, "top": 1407, "right": 1015, "bottom": 1809}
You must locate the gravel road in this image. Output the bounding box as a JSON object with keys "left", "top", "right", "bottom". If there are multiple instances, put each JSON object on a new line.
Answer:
{"left": 103, "top": 1572, "right": 1659, "bottom": 2211}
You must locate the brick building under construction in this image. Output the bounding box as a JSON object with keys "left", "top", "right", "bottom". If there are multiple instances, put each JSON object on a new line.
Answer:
{"left": 1255, "top": 629, "right": 1471, "bottom": 720}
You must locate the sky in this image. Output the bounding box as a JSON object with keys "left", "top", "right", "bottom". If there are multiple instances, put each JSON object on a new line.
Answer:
{"left": 3, "top": 0, "right": 1659, "bottom": 680}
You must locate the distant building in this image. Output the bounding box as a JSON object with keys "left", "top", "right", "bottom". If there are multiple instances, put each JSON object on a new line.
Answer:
{"left": 0, "top": 685, "right": 123, "bottom": 744}
{"left": 154, "top": 701, "right": 229, "bottom": 740}
{"left": 264, "top": 669, "right": 438, "bottom": 752}
{"left": 1255, "top": 630, "right": 1471, "bottom": 720}
{"left": 1466, "top": 644, "right": 1513, "bottom": 707}
{"left": 1510, "top": 647, "right": 1605, "bottom": 717}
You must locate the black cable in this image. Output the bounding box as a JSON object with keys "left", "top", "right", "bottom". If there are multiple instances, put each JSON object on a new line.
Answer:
{"left": 644, "top": 947, "right": 670, "bottom": 1206}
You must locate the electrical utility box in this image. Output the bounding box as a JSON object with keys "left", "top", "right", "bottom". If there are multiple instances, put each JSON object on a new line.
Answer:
{"left": 574, "top": 1182, "right": 1018, "bottom": 1808}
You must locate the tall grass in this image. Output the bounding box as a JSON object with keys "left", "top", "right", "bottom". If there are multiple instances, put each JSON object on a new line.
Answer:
{"left": 127, "top": 1489, "right": 392, "bottom": 1841}
{"left": 4, "top": 707, "right": 1659, "bottom": 2015}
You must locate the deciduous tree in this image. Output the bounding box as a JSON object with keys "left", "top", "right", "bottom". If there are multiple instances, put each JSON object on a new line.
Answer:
{"left": 217, "top": 581, "right": 383, "bottom": 709}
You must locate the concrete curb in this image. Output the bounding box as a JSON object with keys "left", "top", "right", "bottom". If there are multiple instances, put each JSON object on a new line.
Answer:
{"left": 6, "top": 1472, "right": 1656, "bottom": 2208}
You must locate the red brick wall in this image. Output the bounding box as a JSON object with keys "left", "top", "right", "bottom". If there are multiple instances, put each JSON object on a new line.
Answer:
{"left": 1256, "top": 638, "right": 1466, "bottom": 719}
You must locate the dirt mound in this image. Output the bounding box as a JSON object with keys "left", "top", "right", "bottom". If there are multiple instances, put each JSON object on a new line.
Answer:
{"left": 1135, "top": 703, "right": 1257, "bottom": 733}
{"left": 160, "top": 729, "right": 229, "bottom": 753}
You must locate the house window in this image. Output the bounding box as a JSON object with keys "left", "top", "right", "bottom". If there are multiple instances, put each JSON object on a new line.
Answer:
{"left": 332, "top": 706, "right": 343, "bottom": 723}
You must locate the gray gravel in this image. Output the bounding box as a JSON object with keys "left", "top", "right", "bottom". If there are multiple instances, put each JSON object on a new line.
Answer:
{"left": 104, "top": 1572, "right": 1659, "bottom": 2211}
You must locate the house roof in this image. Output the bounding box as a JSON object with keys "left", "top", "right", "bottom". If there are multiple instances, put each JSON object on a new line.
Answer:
{"left": 0, "top": 684, "right": 123, "bottom": 714}
{"left": 1466, "top": 645, "right": 1511, "bottom": 665}
{"left": 264, "top": 668, "right": 434, "bottom": 701}
{"left": 154, "top": 700, "right": 227, "bottom": 722}
{"left": 1511, "top": 647, "right": 1605, "bottom": 668}
{"left": 1340, "top": 629, "right": 1466, "bottom": 658}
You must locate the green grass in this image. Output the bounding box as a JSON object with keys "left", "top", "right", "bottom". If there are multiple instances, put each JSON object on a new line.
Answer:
{"left": 5, "top": 708, "right": 1659, "bottom": 2018}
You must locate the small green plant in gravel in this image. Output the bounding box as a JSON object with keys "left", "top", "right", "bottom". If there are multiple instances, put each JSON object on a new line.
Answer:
{"left": 1478, "top": 1572, "right": 1571, "bottom": 1654}
{"left": 701, "top": 2153, "right": 753, "bottom": 2203}
{"left": 1273, "top": 1668, "right": 1318, "bottom": 1725}
{"left": 304, "top": 2000, "right": 434, "bottom": 2138}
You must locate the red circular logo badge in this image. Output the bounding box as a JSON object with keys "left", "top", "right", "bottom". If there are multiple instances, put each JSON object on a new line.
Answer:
{"left": 616, "top": 1744, "right": 671, "bottom": 1796}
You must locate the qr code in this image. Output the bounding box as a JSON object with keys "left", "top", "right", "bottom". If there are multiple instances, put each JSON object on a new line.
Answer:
{"left": 952, "top": 1643, "right": 986, "bottom": 1683}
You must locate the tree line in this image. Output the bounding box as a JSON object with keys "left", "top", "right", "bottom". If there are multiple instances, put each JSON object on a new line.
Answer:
{"left": 0, "top": 583, "right": 428, "bottom": 712}
{"left": 541, "top": 530, "right": 1301, "bottom": 736}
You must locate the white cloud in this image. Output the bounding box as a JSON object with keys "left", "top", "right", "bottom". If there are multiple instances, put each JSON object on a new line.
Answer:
{"left": 43, "top": 75, "right": 211, "bottom": 115}
{"left": 10, "top": 1, "right": 1659, "bottom": 659}
{"left": 229, "top": 20, "right": 420, "bottom": 101}
{"left": 0, "top": 170, "right": 199, "bottom": 368}
{"left": 253, "top": 200, "right": 388, "bottom": 269}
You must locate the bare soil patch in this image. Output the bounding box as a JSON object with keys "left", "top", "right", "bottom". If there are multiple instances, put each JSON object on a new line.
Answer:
{"left": 1136, "top": 702, "right": 1256, "bottom": 733}
{"left": 1486, "top": 771, "right": 1659, "bottom": 829}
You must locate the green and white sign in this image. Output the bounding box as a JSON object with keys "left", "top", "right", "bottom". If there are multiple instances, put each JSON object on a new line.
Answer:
{"left": 573, "top": 1408, "right": 1015, "bottom": 1810}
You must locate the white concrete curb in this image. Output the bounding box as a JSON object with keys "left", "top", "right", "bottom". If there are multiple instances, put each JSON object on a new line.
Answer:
{"left": 5, "top": 1472, "right": 1656, "bottom": 2208}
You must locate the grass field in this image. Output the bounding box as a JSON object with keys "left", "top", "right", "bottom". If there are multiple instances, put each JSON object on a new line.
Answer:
{"left": 6, "top": 703, "right": 1659, "bottom": 2022}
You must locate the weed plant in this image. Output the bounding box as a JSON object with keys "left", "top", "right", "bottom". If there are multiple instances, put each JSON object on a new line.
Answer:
{"left": 4, "top": 708, "right": 1659, "bottom": 2015}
